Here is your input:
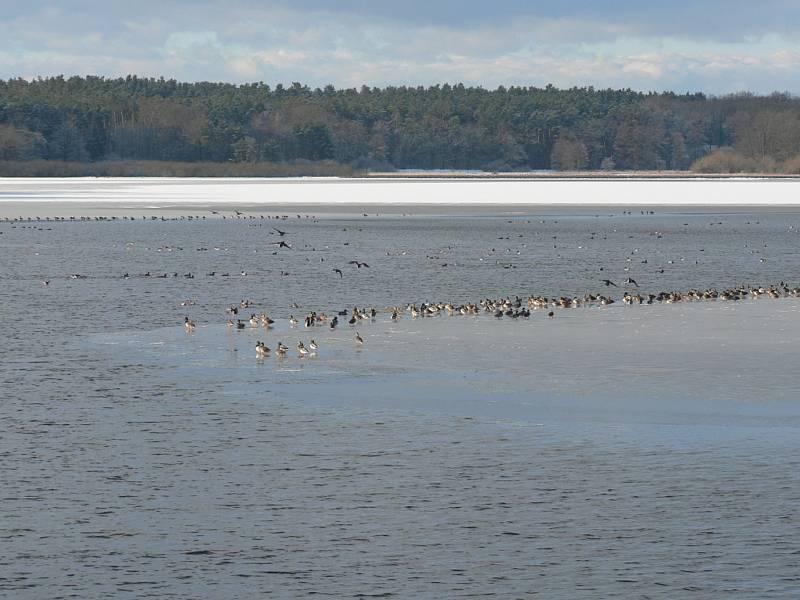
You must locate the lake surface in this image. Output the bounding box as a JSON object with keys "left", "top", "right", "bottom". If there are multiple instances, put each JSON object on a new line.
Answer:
{"left": 1, "top": 179, "right": 799, "bottom": 598}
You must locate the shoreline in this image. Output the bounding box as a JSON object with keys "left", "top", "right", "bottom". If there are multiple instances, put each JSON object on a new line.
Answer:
{"left": 3, "top": 170, "right": 800, "bottom": 181}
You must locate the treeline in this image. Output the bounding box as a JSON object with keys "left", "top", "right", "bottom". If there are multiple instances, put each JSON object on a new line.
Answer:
{"left": 1, "top": 76, "right": 800, "bottom": 174}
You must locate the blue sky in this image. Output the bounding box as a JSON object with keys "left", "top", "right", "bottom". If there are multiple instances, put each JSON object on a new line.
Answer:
{"left": 2, "top": 1, "right": 799, "bottom": 93}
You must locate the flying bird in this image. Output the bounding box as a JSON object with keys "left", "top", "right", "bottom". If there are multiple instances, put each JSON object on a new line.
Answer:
{"left": 348, "top": 261, "right": 370, "bottom": 268}
{"left": 601, "top": 279, "right": 618, "bottom": 287}
{"left": 271, "top": 241, "right": 292, "bottom": 249}
{"left": 272, "top": 227, "right": 291, "bottom": 236}
{"left": 333, "top": 268, "right": 343, "bottom": 278}
{"left": 624, "top": 277, "right": 639, "bottom": 287}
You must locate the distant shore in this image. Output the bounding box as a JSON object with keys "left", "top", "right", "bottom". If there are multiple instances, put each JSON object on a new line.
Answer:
{"left": 2, "top": 160, "right": 800, "bottom": 180}
{"left": 369, "top": 170, "right": 800, "bottom": 180}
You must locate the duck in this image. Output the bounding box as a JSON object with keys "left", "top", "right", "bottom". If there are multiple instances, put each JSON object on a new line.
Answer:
{"left": 256, "top": 341, "right": 270, "bottom": 357}
{"left": 355, "top": 332, "right": 364, "bottom": 345}
{"left": 309, "top": 339, "right": 319, "bottom": 351}
{"left": 184, "top": 316, "right": 196, "bottom": 332}
{"left": 289, "top": 315, "right": 299, "bottom": 326}
{"left": 297, "top": 342, "right": 310, "bottom": 357}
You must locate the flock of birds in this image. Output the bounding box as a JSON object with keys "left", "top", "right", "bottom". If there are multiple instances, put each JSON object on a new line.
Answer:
{"left": 8, "top": 209, "right": 798, "bottom": 363}
{"left": 181, "top": 280, "right": 800, "bottom": 360}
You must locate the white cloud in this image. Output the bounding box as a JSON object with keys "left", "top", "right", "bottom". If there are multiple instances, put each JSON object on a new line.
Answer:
{"left": 1, "top": 2, "right": 800, "bottom": 93}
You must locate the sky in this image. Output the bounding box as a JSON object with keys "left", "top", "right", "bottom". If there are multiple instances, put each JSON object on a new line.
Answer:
{"left": 2, "top": 1, "right": 800, "bottom": 94}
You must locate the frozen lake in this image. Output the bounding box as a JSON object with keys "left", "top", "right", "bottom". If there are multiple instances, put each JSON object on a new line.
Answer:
{"left": 1, "top": 178, "right": 799, "bottom": 598}
{"left": 1, "top": 176, "right": 800, "bottom": 212}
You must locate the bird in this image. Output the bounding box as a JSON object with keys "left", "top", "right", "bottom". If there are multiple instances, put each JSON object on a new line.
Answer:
{"left": 309, "top": 340, "right": 319, "bottom": 351}
{"left": 184, "top": 316, "right": 196, "bottom": 332}
{"left": 348, "top": 261, "right": 369, "bottom": 268}
{"left": 42, "top": 280, "right": 49, "bottom": 286}
{"left": 234, "top": 210, "right": 244, "bottom": 216}
{"left": 601, "top": 279, "right": 618, "bottom": 287}
{"left": 256, "top": 341, "right": 270, "bottom": 357}
{"left": 272, "top": 241, "right": 292, "bottom": 249}
{"left": 297, "top": 341, "right": 310, "bottom": 357}
{"left": 333, "top": 268, "right": 343, "bottom": 278}
{"left": 289, "top": 315, "right": 298, "bottom": 326}
{"left": 624, "top": 277, "right": 639, "bottom": 287}
{"left": 355, "top": 332, "right": 364, "bottom": 345}
{"left": 272, "top": 227, "right": 291, "bottom": 236}
{"left": 276, "top": 342, "right": 288, "bottom": 357}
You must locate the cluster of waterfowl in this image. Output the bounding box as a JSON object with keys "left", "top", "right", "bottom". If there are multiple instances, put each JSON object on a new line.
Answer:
{"left": 254, "top": 338, "right": 328, "bottom": 359}
{"left": 1, "top": 212, "right": 318, "bottom": 223}
{"left": 181, "top": 281, "right": 799, "bottom": 362}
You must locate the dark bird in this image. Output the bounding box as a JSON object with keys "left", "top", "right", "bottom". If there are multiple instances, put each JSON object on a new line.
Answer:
{"left": 333, "top": 268, "right": 343, "bottom": 278}
{"left": 272, "top": 241, "right": 292, "bottom": 249}
{"left": 234, "top": 210, "right": 243, "bottom": 216}
{"left": 210, "top": 210, "right": 219, "bottom": 215}
{"left": 348, "top": 261, "right": 369, "bottom": 268}
{"left": 601, "top": 279, "right": 618, "bottom": 287}
{"left": 624, "top": 277, "right": 639, "bottom": 287}
{"left": 272, "top": 227, "right": 291, "bottom": 236}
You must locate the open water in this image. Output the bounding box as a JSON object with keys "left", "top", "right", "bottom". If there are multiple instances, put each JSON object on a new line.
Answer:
{"left": 1, "top": 179, "right": 799, "bottom": 598}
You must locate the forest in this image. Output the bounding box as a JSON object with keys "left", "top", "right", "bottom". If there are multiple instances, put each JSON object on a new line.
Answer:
{"left": 2, "top": 76, "right": 800, "bottom": 175}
